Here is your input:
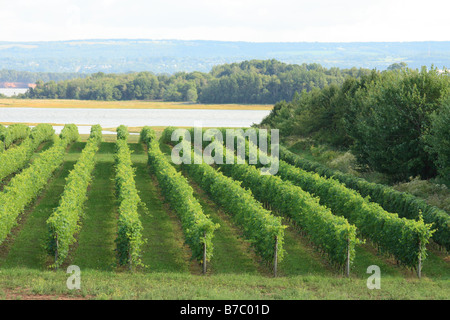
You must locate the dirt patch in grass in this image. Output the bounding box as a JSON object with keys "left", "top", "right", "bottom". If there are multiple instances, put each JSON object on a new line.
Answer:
{"left": 2, "top": 288, "right": 92, "bottom": 300}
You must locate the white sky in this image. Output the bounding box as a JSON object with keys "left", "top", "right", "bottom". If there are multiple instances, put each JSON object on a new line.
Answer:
{"left": 1, "top": 0, "right": 449, "bottom": 42}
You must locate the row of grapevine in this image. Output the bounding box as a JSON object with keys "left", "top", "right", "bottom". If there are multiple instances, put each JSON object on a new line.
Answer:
{"left": 219, "top": 161, "right": 358, "bottom": 272}
{"left": 279, "top": 145, "right": 450, "bottom": 251}
{"left": 115, "top": 125, "right": 144, "bottom": 269}
{"left": 226, "top": 130, "right": 434, "bottom": 271}
{"left": 276, "top": 161, "right": 434, "bottom": 269}
{"left": 232, "top": 127, "right": 447, "bottom": 253}
{"left": 0, "top": 124, "right": 79, "bottom": 246}
{"left": 0, "top": 124, "right": 55, "bottom": 182}
{"left": 163, "top": 129, "right": 358, "bottom": 273}
{"left": 116, "top": 124, "right": 130, "bottom": 141}
{"left": 46, "top": 125, "right": 102, "bottom": 268}
{"left": 0, "top": 123, "right": 30, "bottom": 151}
{"left": 59, "top": 124, "right": 80, "bottom": 141}
{"left": 178, "top": 140, "right": 286, "bottom": 269}
{"left": 140, "top": 127, "right": 219, "bottom": 268}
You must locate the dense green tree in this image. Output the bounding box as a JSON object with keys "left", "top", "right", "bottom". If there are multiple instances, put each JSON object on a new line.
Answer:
{"left": 387, "top": 62, "right": 408, "bottom": 71}
{"left": 425, "top": 99, "right": 450, "bottom": 182}
{"left": 349, "top": 67, "right": 449, "bottom": 180}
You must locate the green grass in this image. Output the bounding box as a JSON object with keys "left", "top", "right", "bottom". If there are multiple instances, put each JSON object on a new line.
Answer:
{"left": 0, "top": 269, "right": 448, "bottom": 300}
{"left": 286, "top": 139, "right": 393, "bottom": 185}
{"left": 276, "top": 221, "right": 333, "bottom": 277}
{"left": 393, "top": 177, "right": 450, "bottom": 212}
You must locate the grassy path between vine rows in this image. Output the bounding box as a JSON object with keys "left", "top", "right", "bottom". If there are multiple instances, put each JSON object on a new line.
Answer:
{"left": 68, "top": 142, "right": 118, "bottom": 271}
{"left": 130, "top": 142, "right": 193, "bottom": 274}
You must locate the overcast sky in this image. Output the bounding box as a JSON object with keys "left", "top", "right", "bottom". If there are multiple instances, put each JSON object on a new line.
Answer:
{"left": 1, "top": 0, "right": 449, "bottom": 42}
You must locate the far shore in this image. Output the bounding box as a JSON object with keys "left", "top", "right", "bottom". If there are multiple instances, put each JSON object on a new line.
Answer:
{"left": 0, "top": 98, "right": 273, "bottom": 111}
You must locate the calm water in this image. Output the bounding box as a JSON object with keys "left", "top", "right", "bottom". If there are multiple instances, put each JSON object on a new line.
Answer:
{"left": 0, "top": 88, "right": 29, "bottom": 97}
{"left": 0, "top": 107, "right": 271, "bottom": 134}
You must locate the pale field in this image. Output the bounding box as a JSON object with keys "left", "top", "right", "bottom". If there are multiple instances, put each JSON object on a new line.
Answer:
{"left": 0, "top": 99, "right": 273, "bottom": 110}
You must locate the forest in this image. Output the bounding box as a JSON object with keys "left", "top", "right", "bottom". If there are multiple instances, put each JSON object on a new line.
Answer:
{"left": 17, "top": 60, "right": 370, "bottom": 104}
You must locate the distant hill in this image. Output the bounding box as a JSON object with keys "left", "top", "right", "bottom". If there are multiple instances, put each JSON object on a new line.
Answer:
{"left": 0, "top": 70, "right": 87, "bottom": 88}
{"left": 0, "top": 39, "right": 449, "bottom": 74}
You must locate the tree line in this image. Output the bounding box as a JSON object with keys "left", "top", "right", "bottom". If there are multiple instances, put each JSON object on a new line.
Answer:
{"left": 17, "top": 60, "right": 370, "bottom": 104}
{"left": 260, "top": 66, "right": 450, "bottom": 183}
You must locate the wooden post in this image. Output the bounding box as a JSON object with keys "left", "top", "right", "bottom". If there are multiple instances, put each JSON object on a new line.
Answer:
{"left": 55, "top": 235, "right": 58, "bottom": 270}
{"left": 203, "top": 232, "right": 207, "bottom": 275}
{"left": 417, "top": 240, "right": 422, "bottom": 279}
{"left": 346, "top": 238, "right": 350, "bottom": 277}
{"left": 129, "top": 248, "right": 133, "bottom": 272}
{"left": 274, "top": 236, "right": 278, "bottom": 278}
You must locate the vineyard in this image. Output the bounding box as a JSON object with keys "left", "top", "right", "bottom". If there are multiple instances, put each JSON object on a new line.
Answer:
{"left": 0, "top": 124, "right": 448, "bottom": 300}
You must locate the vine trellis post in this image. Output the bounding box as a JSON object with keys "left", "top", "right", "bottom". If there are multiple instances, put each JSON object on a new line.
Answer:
{"left": 203, "top": 232, "right": 207, "bottom": 275}
{"left": 55, "top": 235, "right": 59, "bottom": 270}
{"left": 129, "top": 248, "right": 133, "bottom": 272}
{"left": 345, "top": 237, "right": 350, "bottom": 277}
{"left": 417, "top": 240, "right": 422, "bottom": 279}
{"left": 274, "top": 236, "right": 278, "bottom": 278}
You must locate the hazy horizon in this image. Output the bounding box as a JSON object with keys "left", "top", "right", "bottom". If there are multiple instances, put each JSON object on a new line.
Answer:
{"left": 2, "top": 38, "right": 450, "bottom": 44}
{"left": 1, "top": 0, "right": 449, "bottom": 43}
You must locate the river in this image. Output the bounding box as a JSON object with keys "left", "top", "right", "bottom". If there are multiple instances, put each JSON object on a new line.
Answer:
{"left": 0, "top": 88, "right": 29, "bottom": 97}
{"left": 0, "top": 107, "right": 271, "bottom": 134}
